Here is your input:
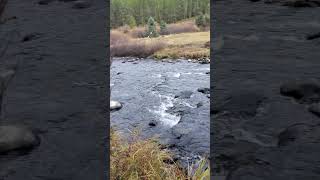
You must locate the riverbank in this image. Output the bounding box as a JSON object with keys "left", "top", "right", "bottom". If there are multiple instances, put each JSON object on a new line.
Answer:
{"left": 111, "top": 22, "right": 210, "bottom": 60}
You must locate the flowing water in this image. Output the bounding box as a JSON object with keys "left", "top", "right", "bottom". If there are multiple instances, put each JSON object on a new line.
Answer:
{"left": 111, "top": 57, "right": 210, "bottom": 165}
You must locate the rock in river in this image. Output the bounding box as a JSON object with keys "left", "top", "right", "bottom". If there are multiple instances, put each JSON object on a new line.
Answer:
{"left": 0, "top": 125, "right": 40, "bottom": 154}
{"left": 197, "top": 87, "right": 210, "bottom": 95}
{"left": 110, "top": 100, "right": 122, "bottom": 111}
{"left": 174, "top": 90, "right": 193, "bottom": 99}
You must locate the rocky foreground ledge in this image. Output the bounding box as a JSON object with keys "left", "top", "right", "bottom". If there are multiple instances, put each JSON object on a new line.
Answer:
{"left": 212, "top": 0, "right": 320, "bottom": 179}
{"left": 0, "top": 0, "right": 108, "bottom": 179}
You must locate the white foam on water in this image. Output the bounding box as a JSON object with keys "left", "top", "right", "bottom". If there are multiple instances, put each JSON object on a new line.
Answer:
{"left": 167, "top": 72, "right": 181, "bottom": 78}
{"left": 150, "top": 94, "right": 181, "bottom": 127}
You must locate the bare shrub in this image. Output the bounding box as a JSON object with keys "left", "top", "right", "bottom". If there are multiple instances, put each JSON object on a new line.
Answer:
{"left": 111, "top": 31, "right": 166, "bottom": 57}
{"left": 110, "top": 30, "right": 130, "bottom": 46}
{"left": 166, "top": 21, "right": 199, "bottom": 35}
{"left": 128, "top": 26, "right": 146, "bottom": 38}
{"left": 111, "top": 40, "right": 166, "bottom": 58}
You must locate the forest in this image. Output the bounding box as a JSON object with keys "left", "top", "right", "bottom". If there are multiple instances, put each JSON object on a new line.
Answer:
{"left": 110, "top": 0, "right": 210, "bottom": 28}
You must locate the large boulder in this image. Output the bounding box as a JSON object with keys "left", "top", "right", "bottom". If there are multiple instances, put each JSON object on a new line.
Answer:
{"left": 0, "top": 125, "right": 40, "bottom": 154}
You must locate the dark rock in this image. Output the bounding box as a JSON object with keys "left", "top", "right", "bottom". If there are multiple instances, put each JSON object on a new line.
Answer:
{"left": 213, "top": 91, "right": 266, "bottom": 118}
{"left": 206, "top": 71, "right": 210, "bottom": 74}
{"left": 196, "top": 102, "right": 203, "bottom": 108}
{"left": 72, "top": 0, "right": 91, "bottom": 9}
{"left": 197, "top": 87, "right": 210, "bottom": 94}
{"left": 21, "top": 33, "right": 41, "bottom": 42}
{"left": 0, "top": 69, "right": 15, "bottom": 90}
{"left": 306, "top": 32, "right": 320, "bottom": 40}
{"left": 38, "top": 0, "right": 55, "bottom": 5}
{"left": 280, "top": 80, "right": 320, "bottom": 104}
{"left": 0, "top": 125, "right": 40, "bottom": 154}
{"left": 308, "top": 103, "right": 320, "bottom": 117}
{"left": 148, "top": 120, "right": 157, "bottom": 127}
{"left": 166, "top": 104, "right": 188, "bottom": 116}
{"left": 282, "top": 0, "right": 320, "bottom": 7}
{"left": 264, "top": 0, "right": 320, "bottom": 7}
{"left": 174, "top": 90, "right": 193, "bottom": 99}
{"left": 277, "top": 124, "right": 310, "bottom": 147}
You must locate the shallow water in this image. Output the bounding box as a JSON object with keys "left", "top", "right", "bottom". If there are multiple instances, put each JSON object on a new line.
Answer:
{"left": 111, "top": 57, "right": 210, "bottom": 164}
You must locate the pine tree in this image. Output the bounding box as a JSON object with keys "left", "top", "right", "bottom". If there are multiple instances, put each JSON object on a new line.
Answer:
{"left": 160, "top": 20, "right": 167, "bottom": 35}
{"left": 146, "top": 16, "right": 158, "bottom": 38}
{"left": 127, "top": 15, "right": 137, "bottom": 28}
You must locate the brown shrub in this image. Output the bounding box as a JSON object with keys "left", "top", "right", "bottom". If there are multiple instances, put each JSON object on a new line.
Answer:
{"left": 110, "top": 30, "right": 130, "bottom": 46}
{"left": 166, "top": 21, "right": 199, "bottom": 35}
{"left": 128, "top": 26, "right": 147, "bottom": 38}
{"left": 111, "top": 40, "right": 166, "bottom": 58}
{"left": 111, "top": 31, "right": 166, "bottom": 57}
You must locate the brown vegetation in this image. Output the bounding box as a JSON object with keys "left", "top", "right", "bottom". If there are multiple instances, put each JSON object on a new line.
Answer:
{"left": 110, "top": 30, "right": 166, "bottom": 57}
{"left": 111, "top": 129, "right": 210, "bottom": 180}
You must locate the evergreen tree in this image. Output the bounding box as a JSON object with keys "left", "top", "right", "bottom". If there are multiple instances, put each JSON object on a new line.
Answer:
{"left": 160, "top": 20, "right": 168, "bottom": 35}
{"left": 127, "top": 15, "right": 137, "bottom": 28}
{"left": 146, "top": 17, "right": 158, "bottom": 38}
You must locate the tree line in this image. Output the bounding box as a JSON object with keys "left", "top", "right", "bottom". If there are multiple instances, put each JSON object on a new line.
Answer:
{"left": 111, "top": 0, "right": 210, "bottom": 28}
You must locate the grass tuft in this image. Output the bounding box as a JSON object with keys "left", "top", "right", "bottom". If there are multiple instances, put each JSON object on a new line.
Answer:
{"left": 111, "top": 129, "right": 210, "bottom": 180}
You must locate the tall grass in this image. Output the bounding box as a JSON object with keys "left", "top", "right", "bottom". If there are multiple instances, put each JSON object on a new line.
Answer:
{"left": 111, "top": 129, "right": 210, "bottom": 180}
{"left": 110, "top": 30, "right": 166, "bottom": 57}
{"left": 165, "top": 21, "right": 200, "bottom": 35}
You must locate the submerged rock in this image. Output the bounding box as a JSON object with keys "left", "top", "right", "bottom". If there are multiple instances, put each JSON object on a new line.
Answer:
{"left": 110, "top": 100, "right": 122, "bottom": 111}
{"left": 174, "top": 90, "right": 193, "bottom": 99}
{"left": 0, "top": 125, "right": 40, "bottom": 154}
{"left": 197, "top": 87, "right": 210, "bottom": 94}
{"left": 72, "top": 0, "right": 91, "bottom": 9}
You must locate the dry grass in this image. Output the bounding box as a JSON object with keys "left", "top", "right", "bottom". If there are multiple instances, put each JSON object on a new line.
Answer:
{"left": 166, "top": 21, "right": 200, "bottom": 35}
{"left": 152, "top": 32, "right": 210, "bottom": 59}
{"left": 111, "top": 30, "right": 166, "bottom": 57}
{"left": 111, "top": 29, "right": 210, "bottom": 59}
{"left": 110, "top": 129, "right": 210, "bottom": 180}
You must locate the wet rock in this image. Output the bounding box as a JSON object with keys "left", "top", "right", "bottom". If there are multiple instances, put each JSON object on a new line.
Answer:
{"left": 0, "top": 125, "right": 40, "bottom": 154}
{"left": 0, "top": 69, "right": 15, "bottom": 88}
{"left": 308, "top": 103, "right": 320, "bottom": 117}
{"left": 281, "top": 0, "right": 320, "bottom": 7}
{"left": 148, "top": 120, "right": 157, "bottom": 127}
{"left": 206, "top": 71, "right": 210, "bottom": 74}
{"left": 166, "top": 104, "right": 188, "bottom": 116}
{"left": 263, "top": 0, "right": 320, "bottom": 6}
{"left": 110, "top": 100, "right": 122, "bottom": 111}
{"left": 196, "top": 102, "right": 203, "bottom": 108}
{"left": 213, "top": 91, "right": 266, "bottom": 118}
{"left": 174, "top": 90, "right": 193, "bottom": 99}
{"left": 197, "top": 87, "right": 210, "bottom": 94}
{"left": 21, "top": 33, "right": 41, "bottom": 42}
{"left": 306, "top": 32, "right": 320, "bottom": 40}
{"left": 72, "top": 0, "right": 91, "bottom": 9}
{"left": 280, "top": 80, "right": 320, "bottom": 104}
{"left": 38, "top": 0, "right": 55, "bottom": 5}
{"left": 198, "top": 58, "right": 210, "bottom": 64}
{"left": 277, "top": 124, "right": 310, "bottom": 147}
